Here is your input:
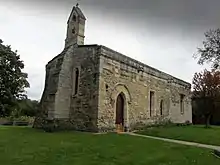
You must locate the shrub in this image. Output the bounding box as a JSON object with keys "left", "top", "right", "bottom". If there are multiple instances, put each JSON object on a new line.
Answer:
{"left": 176, "top": 120, "right": 193, "bottom": 127}
{"left": 153, "top": 118, "right": 174, "bottom": 127}
{"left": 131, "top": 118, "right": 174, "bottom": 132}
{"left": 0, "top": 116, "right": 35, "bottom": 126}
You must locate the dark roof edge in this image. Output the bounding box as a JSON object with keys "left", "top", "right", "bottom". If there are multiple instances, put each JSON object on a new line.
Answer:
{"left": 46, "top": 44, "right": 99, "bottom": 66}
{"left": 78, "top": 44, "right": 99, "bottom": 47}
{"left": 46, "top": 45, "right": 72, "bottom": 66}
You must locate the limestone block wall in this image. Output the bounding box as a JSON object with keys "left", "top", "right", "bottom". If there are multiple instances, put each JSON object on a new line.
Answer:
{"left": 33, "top": 47, "right": 68, "bottom": 128}
{"left": 34, "top": 43, "right": 191, "bottom": 132}
{"left": 68, "top": 45, "right": 100, "bottom": 131}
{"left": 97, "top": 46, "right": 192, "bottom": 131}
{"left": 34, "top": 45, "right": 100, "bottom": 131}
{"left": 54, "top": 45, "right": 76, "bottom": 119}
{"left": 169, "top": 85, "right": 192, "bottom": 123}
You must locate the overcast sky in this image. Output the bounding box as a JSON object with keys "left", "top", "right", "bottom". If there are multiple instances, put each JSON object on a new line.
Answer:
{"left": 0, "top": 0, "right": 219, "bottom": 100}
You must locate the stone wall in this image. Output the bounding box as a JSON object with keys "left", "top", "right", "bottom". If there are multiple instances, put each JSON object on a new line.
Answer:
{"left": 34, "top": 45, "right": 100, "bottom": 132}
{"left": 34, "top": 44, "right": 192, "bottom": 132}
{"left": 33, "top": 47, "right": 67, "bottom": 128}
{"left": 68, "top": 45, "right": 100, "bottom": 132}
{"left": 97, "top": 46, "right": 192, "bottom": 131}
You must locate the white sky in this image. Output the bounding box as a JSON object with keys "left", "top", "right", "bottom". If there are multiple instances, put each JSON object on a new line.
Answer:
{"left": 0, "top": 1, "right": 214, "bottom": 100}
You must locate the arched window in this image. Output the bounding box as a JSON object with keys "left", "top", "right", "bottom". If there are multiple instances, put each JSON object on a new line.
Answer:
{"left": 72, "top": 15, "right": 76, "bottom": 22}
{"left": 160, "top": 100, "right": 164, "bottom": 116}
{"left": 74, "top": 68, "right": 79, "bottom": 95}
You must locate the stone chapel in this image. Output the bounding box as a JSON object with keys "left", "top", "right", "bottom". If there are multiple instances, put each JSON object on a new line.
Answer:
{"left": 33, "top": 4, "right": 192, "bottom": 132}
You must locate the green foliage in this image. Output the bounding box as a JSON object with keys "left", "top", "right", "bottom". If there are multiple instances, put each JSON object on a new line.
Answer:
{"left": 16, "top": 99, "right": 39, "bottom": 117}
{"left": 13, "top": 116, "right": 35, "bottom": 124}
{"left": 153, "top": 118, "right": 174, "bottom": 127}
{"left": 132, "top": 118, "right": 174, "bottom": 131}
{"left": 194, "top": 28, "right": 220, "bottom": 69}
{"left": 0, "top": 116, "right": 35, "bottom": 125}
{"left": 0, "top": 39, "right": 29, "bottom": 117}
{"left": 10, "top": 107, "right": 22, "bottom": 118}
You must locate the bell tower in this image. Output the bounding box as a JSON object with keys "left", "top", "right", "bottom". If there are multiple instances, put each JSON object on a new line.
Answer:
{"left": 65, "top": 3, "right": 86, "bottom": 47}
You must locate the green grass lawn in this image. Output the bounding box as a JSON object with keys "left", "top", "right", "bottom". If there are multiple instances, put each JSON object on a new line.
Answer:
{"left": 0, "top": 126, "right": 220, "bottom": 165}
{"left": 137, "top": 125, "right": 220, "bottom": 146}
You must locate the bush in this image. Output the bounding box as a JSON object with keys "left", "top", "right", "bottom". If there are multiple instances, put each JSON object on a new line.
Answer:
{"left": 143, "top": 118, "right": 174, "bottom": 129}
{"left": 131, "top": 118, "right": 174, "bottom": 132}
{"left": 0, "top": 117, "right": 13, "bottom": 125}
{"left": 131, "top": 121, "right": 146, "bottom": 131}
{"left": 176, "top": 120, "right": 193, "bottom": 127}
{"left": 0, "top": 116, "right": 35, "bottom": 125}
{"left": 153, "top": 118, "right": 174, "bottom": 127}
{"left": 14, "top": 116, "right": 35, "bottom": 125}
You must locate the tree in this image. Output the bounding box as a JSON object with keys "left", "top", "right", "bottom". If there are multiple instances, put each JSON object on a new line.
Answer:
{"left": 194, "top": 28, "right": 220, "bottom": 69}
{"left": 192, "top": 69, "right": 220, "bottom": 127}
{"left": 17, "top": 99, "right": 39, "bottom": 117}
{"left": 0, "top": 39, "right": 29, "bottom": 117}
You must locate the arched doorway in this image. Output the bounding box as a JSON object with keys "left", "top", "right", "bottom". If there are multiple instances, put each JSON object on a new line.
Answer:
{"left": 111, "top": 84, "right": 131, "bottom": 132}
{"left": 116, "top": 93, "right": 124, "bottom": 132}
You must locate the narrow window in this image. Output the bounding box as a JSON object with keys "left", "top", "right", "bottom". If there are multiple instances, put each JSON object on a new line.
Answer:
{"left": 74, "top": 68, "right": 79, "bottom": 95}
{"left": 105, "top": 84, "right": 109, "bottom": 92}
{"left": 160, "top": 100, "right": 164, "bottom": 116}
{"left": 180, "top": 94, "right": 185, "bottom": 114}
{"left": 72, "top": 27, "right": 76, "bottom": 34}
{"left": 150, "top": 91, "right": 155, "bottom": 117}
{"left": 72, "top": 15, "right": 76, "bottom": 22}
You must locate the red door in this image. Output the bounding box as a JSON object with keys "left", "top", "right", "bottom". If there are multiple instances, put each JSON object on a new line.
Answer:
{"left": 116, "top": 93, "right": 124, "bottom": 132}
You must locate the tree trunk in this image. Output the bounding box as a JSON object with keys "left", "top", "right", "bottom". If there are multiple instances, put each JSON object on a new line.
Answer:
{"left": 205, "top": 114, "right": 211, "bottom": 128}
